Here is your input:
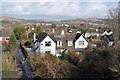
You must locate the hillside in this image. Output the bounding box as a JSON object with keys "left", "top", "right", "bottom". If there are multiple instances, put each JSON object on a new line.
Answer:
{"left": 0, "top": 16, "right": 105, "bottom": 26}
{"left": 1, "top": 25, "right": 14, "bottom": 37}
{"left": 0, "top": 16, "right": 28, "bottom": 25}
{"left": 61, "top": 18, "right": 106, "bottom": 26}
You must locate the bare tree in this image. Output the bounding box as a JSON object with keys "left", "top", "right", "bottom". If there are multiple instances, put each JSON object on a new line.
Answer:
{"left": 105, "top": 2, "right": 120, "bottom": 42}
{"left": 104, "top": 2, "right": 120, "bottom": 79}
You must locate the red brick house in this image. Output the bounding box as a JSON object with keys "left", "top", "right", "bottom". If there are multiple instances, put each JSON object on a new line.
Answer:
{"left": 2, "top": 37, "right": 10, "bottom": 45}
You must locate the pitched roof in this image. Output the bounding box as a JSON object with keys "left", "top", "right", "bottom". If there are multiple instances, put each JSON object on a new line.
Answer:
{"left": 73, "top": 33, "right": 89, "bottom": 44}
{"left": 36, "top": 32, "right": 48, "bottom": 42}
{"left": 53, "top": 34, "right": 62, "bottom": 40}
{"left": 64, "top": 33, "right": 76, "bottom": 40}
{"left": 36, "top": 32, "right": 56, "bottom": 43}
{"left": 73, "top": 28, "right": 89, "bottom": 42}
{"left": 73, "top": 33, "right": 82, "bottom": 42}
{"left": 48, "top": 35, "right": 56, "bottom": 42}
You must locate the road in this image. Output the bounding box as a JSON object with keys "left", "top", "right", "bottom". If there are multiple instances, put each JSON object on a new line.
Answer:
{"left": 17, "top": 42, "right": 32, "bottom": 78}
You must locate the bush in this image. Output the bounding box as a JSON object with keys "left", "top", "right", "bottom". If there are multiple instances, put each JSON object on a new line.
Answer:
{"left": 2, "top": 45, "right": 10, "bottom": 52}
{"left": 62, "top": 50, "right": 69, "bottom": 60}
{"left": 99, "top": 50, "right": 110, "bottom": 59}
{"left": 2, "top": 52, "right": 19, "bottom": 71}
{"left": 28, "top": 27, "right": 43, "bottom": 39}
{"left": 27, "top": 53, "right": 77, "bottom": 78}
{"left": 9, "top": 35, "right": 17, "bottom": 52}
{"left": 24, "top": 40, "right": 32, "bottom": 48}
{"left": 14, "top": 26, "right": 27, "bottom": 40}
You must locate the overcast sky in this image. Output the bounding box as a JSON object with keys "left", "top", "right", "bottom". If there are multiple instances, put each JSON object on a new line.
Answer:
{"left": 1, "top": 0, "right": 119, "bottom": 20}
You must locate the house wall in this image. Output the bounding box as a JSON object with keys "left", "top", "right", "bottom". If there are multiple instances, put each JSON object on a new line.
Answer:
{"left": 75, "top": 35, "right": 88, "bottom": 49}
{"left": 68, "top": 40, "right": 73, "bottom": 46}
{"left": 35, "top": 42, "right": 40, "bottom": 52}
{"left": 0, "top": 37, "right": 2, "bottom": 41}
{"left": 36, "top": 36, "right": 56, "bottom": 55}
{"left": 2, "top": 37, "right": 9, "bottom": 45}
{"left": 56, "top": 49, "right": 64, "bottom": 56}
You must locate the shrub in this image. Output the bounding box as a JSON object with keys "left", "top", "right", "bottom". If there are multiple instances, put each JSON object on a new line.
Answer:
{"left": 24, "top": 40, "right": 32, "bottom": 48}
{"left": 2, "top": 52, "right": 19, "bottom": 71}
{"left": 9, "top": 35, "right": 17, "bottom": 52}
{"left": 14, "top": 26, "right": 27, "bottom": 40}
{"left": 27, "top": 53, "right": 77, "bottom": 78}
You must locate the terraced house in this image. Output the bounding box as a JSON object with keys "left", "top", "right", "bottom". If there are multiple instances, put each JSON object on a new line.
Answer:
{"left": 33, "top": 29, "right": 89, "bottom": 57}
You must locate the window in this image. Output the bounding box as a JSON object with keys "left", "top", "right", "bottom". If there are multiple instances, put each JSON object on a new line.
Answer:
{"left": 79, "top": 41, "right": 84, "bottom": 45}
{"left": 45, "top": 51, "right": 51, "bottom": 54}
{"left": 57, "top": 41, "right": 62, "bottom": 46}
{"left": 6, "top": 37, "right": 10, "bottom": 41}
{"left": 68, "top": 41, "right": 73, "bottom": 46}
{"left": 45, "top": 41, "right": 51, "bottom": 46}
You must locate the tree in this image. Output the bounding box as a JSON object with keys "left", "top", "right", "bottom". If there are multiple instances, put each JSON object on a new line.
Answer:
{"left": 28, "top": 27, "right": 43, "bottom": 39}
{"left": 14, "top": 26, "right": 27, "bottom": 40}
{"left": 9, "top": 35, "right": 17, "bottom": 52}
{"left": 105, "top": 3, "right": 119, "bottom": 41}
{"left": 104, "top": 2, "right": 120, "bottom": 79}
{"left": 28, "top": 30, "right": 35, "bottom": 39}
{"left": 51, "top": 24, "right": 56, "bottom": 28}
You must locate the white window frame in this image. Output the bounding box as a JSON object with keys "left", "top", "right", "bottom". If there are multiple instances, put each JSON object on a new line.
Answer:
{"left": 45, "top": 41, "right": 51, "bottom": 46}
{"left": 57, "top": 41, "right": 62, "bottom": 46}
{"left": 68, "top": 40, "right": 73, "bottom": 46}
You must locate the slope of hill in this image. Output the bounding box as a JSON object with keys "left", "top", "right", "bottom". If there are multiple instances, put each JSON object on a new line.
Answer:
{"left": 0, "top": 16, "right": 28, "bottom": 25}
{"left": 0, "top": 16, "right": 106, "bottom": 26}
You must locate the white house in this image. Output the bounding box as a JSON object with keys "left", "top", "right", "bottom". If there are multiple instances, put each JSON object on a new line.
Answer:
{"left": 68, "top": 29, "right": 73, "bottom": 33}
{"left": 85, "top": 32, "right": 91, "bottom": 38}
{"left": 76, "top": 30, "right": 81, "bottom": 34}
{"left": 74, "top": 33, "right": 88, "bottom": 49}
{"left": 0, "top": 37, "right": 2, "bottom": 42}
{"left": 33, "top": 31, "right": 89, "bottom": 57}
{"left": 33, "top": 32, "right": 56, "bottom": 55}
{"left": 102, "top": 30, "right": 113, "bottom": 36}
{"left": 102, "top": 30, "right": 114, "bottom": 47}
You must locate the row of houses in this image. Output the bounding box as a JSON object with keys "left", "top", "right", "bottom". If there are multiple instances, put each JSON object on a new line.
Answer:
{"left": 33, "top": 30, "right": 89, "bottom": 57}
{"left": 31, "top": 27, "right": 114, "bottom": 57}
{"left": 32, "top": 30, "right": 97, "bottom": 56}
{"left": 29, "top": 23, "right": 70, "bottom": 27}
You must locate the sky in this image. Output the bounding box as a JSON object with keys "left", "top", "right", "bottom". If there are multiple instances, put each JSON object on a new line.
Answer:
{"left": 0, "top": 0, "right": 119, "bottom": 20}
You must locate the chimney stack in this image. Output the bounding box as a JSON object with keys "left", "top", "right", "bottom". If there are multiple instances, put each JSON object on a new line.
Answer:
{"left": 52, "top": 29, "right": 55, "bottom": 33}
{"left": 61, "top": 30, "right": 65, "bottom": 36}
{"left": 33, "top": 33, "right": 37, "bottom": 42}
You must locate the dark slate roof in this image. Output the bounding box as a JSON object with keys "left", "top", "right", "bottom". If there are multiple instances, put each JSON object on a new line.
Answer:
{"left": 65, "top": 33, "right": 76, "bottom": 40}
{"left": 73, "top": 28, "right": 89, "bottom": 43}
{"left": 73, "top": 33, "right": 82, "bottom": 43}
{"left": 73, "top": 33, "right": 89, "bottom": 45}
{"left": 49, "top": 35, "right": 57, "bottom": 42}
{"left": 36, "top": 32, "right": 48, "bottom": 42}
{"left": 36, "top": 32, "right": 56, "bottom": 43}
